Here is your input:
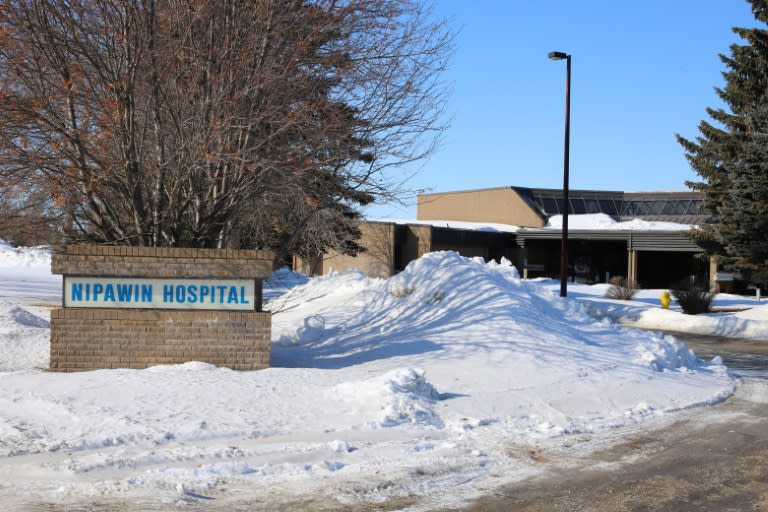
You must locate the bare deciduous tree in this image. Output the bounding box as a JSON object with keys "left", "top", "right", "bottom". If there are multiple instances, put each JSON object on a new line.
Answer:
{"left": 0, "top": 0, "right": 452, "bottom": 262}
{"left": 0, "top": 173, "right": 62, "bottom": 246}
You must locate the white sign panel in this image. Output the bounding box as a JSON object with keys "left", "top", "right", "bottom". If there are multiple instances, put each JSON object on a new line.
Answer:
{"left": 64, "top": 277, "right": 256, "bottom": 310}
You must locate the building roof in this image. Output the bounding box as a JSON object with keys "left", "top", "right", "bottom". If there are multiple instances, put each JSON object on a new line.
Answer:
{"left": 368, "top": 218, "right": 519, "bottom": 233}
{"left": 510, "top": 186, "right": 711, "bottom": 225}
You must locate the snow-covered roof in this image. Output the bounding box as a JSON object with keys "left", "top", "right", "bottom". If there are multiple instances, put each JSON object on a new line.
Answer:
{"left": 367, "top": 218, "right": 520, "bottom": 233}
{"left": 370, "top": 213, "right": 694, "bottom": 233}
{"left": 543, "top": 213, "right": 694, "bottom": 231}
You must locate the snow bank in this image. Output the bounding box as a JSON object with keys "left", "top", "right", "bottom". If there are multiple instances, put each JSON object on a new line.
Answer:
{"left": 0, "top": 243, "right": 51, "bottom": 267}
{"left": 0, "top": 300, "right": 50, "bottom": 371}
{"left": 527, "top": 278, "right": 768, "bottom": 340}
{"left": 0, "top": 242, "right": 56, "bottom": 370}
{"left": 0, "top": 241, "right": 60, "bottom": 304}
{"left": 735, "top": 303, "right": 768, "bottom": 321}
{"left": 583, "top": 294, "right": 768, "bottom": 340}
{"left": 0, "top": 250, "right": 737, "bottom": 508}
{"left": 272, "top": 252, "right": 733, "bottom": 435}
{"left": 335, "top": 368, "right": 443, "bottom": 428}
{"left": 263, "top": 267, "right": 309, "bottom": 303}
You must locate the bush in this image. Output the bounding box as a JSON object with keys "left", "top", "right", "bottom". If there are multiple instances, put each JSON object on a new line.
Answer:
{"left": 671, "top": 280, "right": 714, "bottom": 315}
{"left": 604, "top": 276, "right": 638, "bottom": 300}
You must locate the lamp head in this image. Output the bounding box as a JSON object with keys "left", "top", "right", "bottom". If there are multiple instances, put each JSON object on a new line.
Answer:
{"left": 548, "top": 51, "right": 569, "bottom": 60}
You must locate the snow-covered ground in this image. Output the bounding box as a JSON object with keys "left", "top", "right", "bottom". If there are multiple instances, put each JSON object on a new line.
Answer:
{"left": 0, "top": 242, "right": 764, "bottom": 510}
{"left": 535, "top": 280, "right": 768, "bottom": 339}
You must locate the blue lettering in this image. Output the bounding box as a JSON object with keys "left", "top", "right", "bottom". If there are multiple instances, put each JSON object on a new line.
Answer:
{"left": 72, "top": 283, "right": 83, "bottom": 301}
{"left": 175, "top": 285, "right": 186, "bottom": 303}
{"left": 117, "top": 284, "right": 133, "bottom": 302}
{"left": 240, "top": 286, "right": 249, "bottom": 304}
{"left": 93, "top": 283, "right": 103, "bottom": 301}
{"left": 163, "top": 284, "right": 174, "bottom": 303}
{"left": 104, "top": 284, "right": 115, "bottom": 302}
{"left": 217, "top": 286, "right": 227, "bottom": 303}
{"left": 188, "top": 285, "right": 198, "bottom": 304}
{"left": 200, "top": 286, "right": 210, "bottom": 303}
{"left": 85, "top": 283, "right": 91, "bottom": 301}
{"left": 141, "top": 285, "right": 152, "bottom": 302}
{"left": 227, "top": 286, "right": 238, "bottom": 304}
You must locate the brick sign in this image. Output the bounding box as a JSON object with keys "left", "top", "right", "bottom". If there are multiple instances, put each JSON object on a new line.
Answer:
{"left": 50, "top": 246, "right": 274, "bottom": 372}
{"left": 64, "top": 277, "right": 256, "bottom": 310}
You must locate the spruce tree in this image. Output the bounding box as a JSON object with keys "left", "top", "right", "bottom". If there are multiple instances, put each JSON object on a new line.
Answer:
{"left": 678, "top": 0, "right": 768, "bottom": 286}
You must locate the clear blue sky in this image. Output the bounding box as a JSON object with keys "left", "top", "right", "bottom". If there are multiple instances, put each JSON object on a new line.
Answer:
{"left": 365, "top": 0, "right": 759, "bottom": 219}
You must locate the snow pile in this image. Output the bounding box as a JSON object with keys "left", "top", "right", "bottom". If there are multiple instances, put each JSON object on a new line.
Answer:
{"left": 0, "top": 250, "right": 738, "bottom": 509}
{"left": 581, "top": 289, "right": 768, "bottom": 340}
{"left": 545, "top": 213, "right": 692, "bottom": 231}
{"left": 272, "top": 252, "right": 732, "bottom": 434}
{"left": 0, "top": 240, "right": 51, "bottom": 267}
{"left": 736, "top": 303, "right": 768, "bottom": 321}
{"left": 335, "top": 368, "right": 442, "bottom": 428}
{"left": 0, "top": 241, "right": 60, "bottom": 304}
{"left": 634, "top": 333, "right": 720, "bottom": 372}
{"left": 263, "top": 267, "right": 309, "bottom": 303}
{"left": 0, "top": 241, "right": 57, "bottom": 370}
{"left": 0, "top": 301, "right": 50, "bottom": 371}
{"left": 271, "top": 269, "right": 373, "bottom": 347}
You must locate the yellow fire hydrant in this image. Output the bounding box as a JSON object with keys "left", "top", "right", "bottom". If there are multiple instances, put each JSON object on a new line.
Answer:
{"left": 660, "top": 290, "right": 671, "bottom": 309}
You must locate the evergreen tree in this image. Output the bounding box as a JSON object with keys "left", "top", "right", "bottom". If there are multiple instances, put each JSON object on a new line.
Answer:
{"left": 678, "top": 0, "right": 768, "bottom": 286}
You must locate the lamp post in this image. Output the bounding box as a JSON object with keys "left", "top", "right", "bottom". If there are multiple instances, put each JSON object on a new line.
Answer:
{"left": 548, "top": 51, "right": 571, "bottom": 298}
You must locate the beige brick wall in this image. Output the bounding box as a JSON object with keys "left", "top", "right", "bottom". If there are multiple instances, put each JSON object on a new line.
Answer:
{"left": 404, "top": 224, "right": 432, "bottom": 261}
{"left": 295, "top": 222, "right": 434, "bottom": 278}
{"left": 52, "top": 245, "right": 272, "bottom": 278}
{"left": 417, "top": 187, "right": 546, "bottom": 227}
{"left": 321, "top": 222, "right": 396, "bottom": 278}
{"left": 51, "top": 246, "right": 274, "bottom": 372}
{"left": 50, "top": 309, "right": 271, "bottom": 372}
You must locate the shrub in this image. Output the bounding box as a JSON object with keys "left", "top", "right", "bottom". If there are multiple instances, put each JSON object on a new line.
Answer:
{"left": 671, "top": 280, "right": 714, "bottom": 315}
{"left": 604, "top": 276, "right": 638, "bottom": 300}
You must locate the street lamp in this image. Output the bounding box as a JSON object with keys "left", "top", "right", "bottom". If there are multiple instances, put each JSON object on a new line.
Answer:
{"left": 548, "top": 50, "right": 571, "bottom": 298}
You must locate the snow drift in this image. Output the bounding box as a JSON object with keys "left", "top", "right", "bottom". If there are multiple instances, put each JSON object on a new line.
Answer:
{"left": 0, "top": 247, "right": 739, "bottom": 508}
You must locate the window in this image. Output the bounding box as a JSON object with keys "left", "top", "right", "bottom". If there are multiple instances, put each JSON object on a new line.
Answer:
{"left": 599, "top": 199, "right": 618, "bottom": 216}
{"left": 541, "top": 197, "right": 559, "bottom": 214}
{"left": 637, "top": 201, "right": 654, "bottom": 215}
{"left": 622, "top": 201, "right": 636, "bottom": 216}
{"left": 570, "top": 198, "right": 586, "bottom": 214}
{"left": 584, "top": 199, "right": 601, "bottom": 213}
{"left": 688, "top": 200, "right": 704, "bottom": 215}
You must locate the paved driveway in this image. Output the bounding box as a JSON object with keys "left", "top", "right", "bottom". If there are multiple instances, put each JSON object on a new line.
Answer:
{"left": 455, "top": 334, "right": 768, "bottom": 512}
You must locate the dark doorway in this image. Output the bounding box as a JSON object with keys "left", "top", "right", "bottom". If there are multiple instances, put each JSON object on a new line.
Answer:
{"left": 637, "top": 251, "right": 706, "bottom": 289}
{"left": 524, "top": 239, "right": 627, "bottom": 283}
{"left": 570, "top": 240, "right": 627, "bottom": 283}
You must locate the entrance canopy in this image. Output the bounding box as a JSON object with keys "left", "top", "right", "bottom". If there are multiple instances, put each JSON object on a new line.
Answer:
{"left": 515, "top": 229, "right": 701, "bottom": 252}
{"left": 516, "top": 228, "right": 706, "bottom": 288}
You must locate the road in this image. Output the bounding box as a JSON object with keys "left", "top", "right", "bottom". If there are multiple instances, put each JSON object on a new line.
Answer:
{"left": 454, "top": 334, "right": 768, "bottom": 512}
